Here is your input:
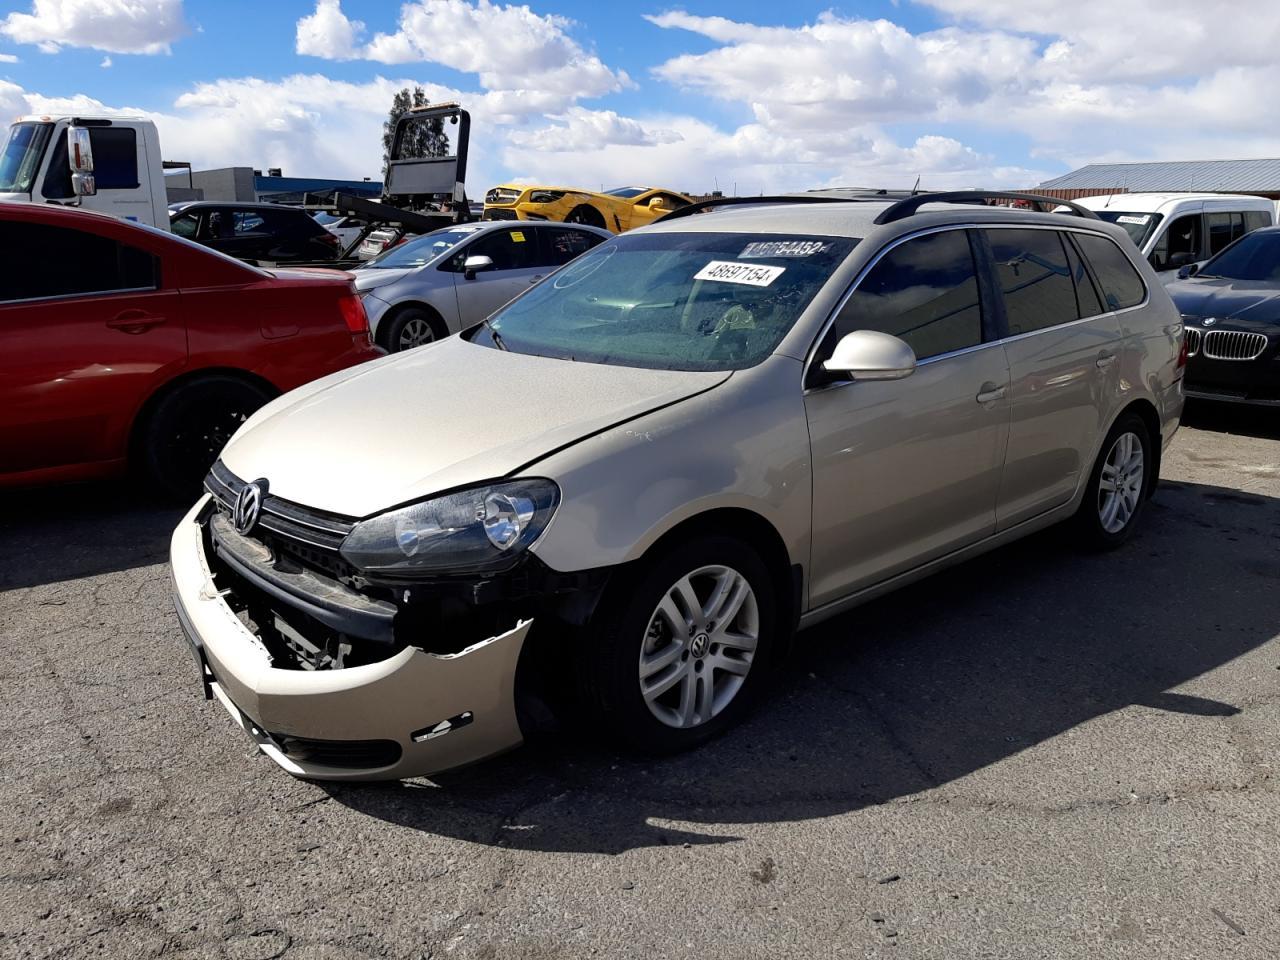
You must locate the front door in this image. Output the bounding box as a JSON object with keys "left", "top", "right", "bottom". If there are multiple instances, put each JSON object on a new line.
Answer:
{"left": 982, "top": 227, "right": 1124, "bottom": 529}
{"left": 805, "top": 228, "right": 1010, "bottom": 607}
{"left": 451, "top": 226, "right": 545, "bottom": 323}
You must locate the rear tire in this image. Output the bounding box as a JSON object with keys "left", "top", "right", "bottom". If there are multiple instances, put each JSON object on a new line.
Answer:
{"left": 1073, "top": 412, "right": 1152, "bottom": 549}
{"left": 139, "top": 376, "right": 273, "bottom": 500}
{"left": 576, "top": 536, "right": 778, "bottom": 755}
{"left": 383, "top": 306, "right": 444, "bottom": 352}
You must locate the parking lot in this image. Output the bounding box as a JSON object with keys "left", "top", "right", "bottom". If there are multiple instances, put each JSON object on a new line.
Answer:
{"left": 1, "top": 402, "right": 1277, "bottom": 960}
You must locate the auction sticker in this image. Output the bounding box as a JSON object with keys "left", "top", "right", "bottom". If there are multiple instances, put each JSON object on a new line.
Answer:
{"left": 1116, "top": 215, "right": 1150, "bottom": 225}
{"left": 739, "top": 240, "right": 830, "bottom": 258}
{"left": 694, "top": 260, "right": 786, "bottom": 286}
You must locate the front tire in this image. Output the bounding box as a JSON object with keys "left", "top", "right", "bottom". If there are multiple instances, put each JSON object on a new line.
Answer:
{"left": 577, "top": 536, "right": 778, "bottom": 754}
{"left": 1073, "top": 412, "right": 1152, "bottom": 549}
{"left": 139, "top": 376, "right": 274, "bottom": 499}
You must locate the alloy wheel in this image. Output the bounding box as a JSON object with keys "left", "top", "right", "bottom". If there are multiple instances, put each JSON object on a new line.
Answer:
{"left": 398, "top": 317, "right": 436, "bottom": 350}
{"left": 1098, "top": 431, "right": 1144, "bottom": 534}
{"left": 638, "top": 564, "right": 759, "bottom": 729}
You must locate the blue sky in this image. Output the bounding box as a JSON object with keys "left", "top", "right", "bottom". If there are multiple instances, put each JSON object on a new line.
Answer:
{"left": 2, "top": 1, "right": 1276, "bottom": 193}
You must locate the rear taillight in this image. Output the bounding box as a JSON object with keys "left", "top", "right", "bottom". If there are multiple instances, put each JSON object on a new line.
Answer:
{"left": 319, "top": 231, "right": 340, "bottom": 246}
{"left": 338, "top": 290, "right": 369, "bottom": 335}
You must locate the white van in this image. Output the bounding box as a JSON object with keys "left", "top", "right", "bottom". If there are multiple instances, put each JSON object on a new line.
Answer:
{"left": 1074, "top": 193, "right": 1274, "bottom": 279}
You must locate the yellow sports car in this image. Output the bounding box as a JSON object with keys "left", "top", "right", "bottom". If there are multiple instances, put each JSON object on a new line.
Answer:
{"left": 482, "top": 185, "right": 693, "bottom": 233}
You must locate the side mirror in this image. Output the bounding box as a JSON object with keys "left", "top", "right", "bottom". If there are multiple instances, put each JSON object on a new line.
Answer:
{"left": 648, "top": 197, "right": 666, "bottom": 209}
{"left": 463, "top": 254, "right": 494, "bottom": 280}
{"left": 821, "top": 330, "right": 916, "bottom": 381}
{"left": 1176, "top": 263, "right": 1199, "bottom": 280}
{"left": 67, "top": 126, "right": 96, "bottom": 199}
{"left": 1166, "top": 251, "right": 1196, "bottom": 270}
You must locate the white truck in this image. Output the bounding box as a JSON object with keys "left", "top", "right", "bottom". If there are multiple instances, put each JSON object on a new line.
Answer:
{"left": 0, "top": 115, "right": 170, "bottom": 229}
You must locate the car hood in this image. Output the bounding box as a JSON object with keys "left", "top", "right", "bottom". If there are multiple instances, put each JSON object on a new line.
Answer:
{"left": 219, "top": 336, "right": 730, "bottom": 517}
{"left": 1167, "top": 277, "right": 1280, "bottom": 325}
{"left": 351, "top": 267, "right": 414, "bottom": 292}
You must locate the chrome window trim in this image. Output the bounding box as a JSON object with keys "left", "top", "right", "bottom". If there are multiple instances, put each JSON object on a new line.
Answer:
{"left": 801, "top": 220, "right": 1148, "bottom": 392}
{"left": 0, "top": 284, "right": 161, "bottom": 306}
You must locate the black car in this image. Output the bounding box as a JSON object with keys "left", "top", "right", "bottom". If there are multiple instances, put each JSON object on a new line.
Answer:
{"left": 169, "top": 202, "right": 339, "bottom": 264}
{"left": 1167, "top": 226, "right": 1280, "bottom": 407}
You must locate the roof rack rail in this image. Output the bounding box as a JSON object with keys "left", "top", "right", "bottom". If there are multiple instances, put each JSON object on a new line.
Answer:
{"left": 873, "top": 190, "right": 1100, "bottom": 225}
{"left": 655, "top": 194, "right": 872, "bottom": 223}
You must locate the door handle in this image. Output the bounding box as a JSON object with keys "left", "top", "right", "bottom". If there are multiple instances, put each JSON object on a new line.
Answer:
{"left": 1096, "top": 353, "right": 1117, "bottom": 369}
{"left": 976, "top": 383, "right": 1007, "bottom": 404}
{"left": 107, "top": 309, "right": 166, "bottom": 333}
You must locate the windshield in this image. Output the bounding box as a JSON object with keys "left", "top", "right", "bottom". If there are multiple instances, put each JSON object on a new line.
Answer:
{"left": 361, "top": 228, "right": 476, "bottom": 269}
{"left": 0, "top": 122, "right": 54, "bottom": 194}
{"left": 1095, "top": 210, "right": 1163, "bottom": 248}
{"left": 1197, "top": 230, "right": 1280, "bottom": 281}
{"left": 605, "top": 187, "right": 649, "bottom": 199}
{"left": 469, "top": 231, "right": 857, "bottom": 371}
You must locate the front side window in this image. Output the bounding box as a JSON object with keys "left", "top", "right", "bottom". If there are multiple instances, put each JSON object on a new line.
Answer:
{"left": 170, "top": 214, "right": 198, "bottom": 239}
{"left": 1075, "top": 233, "right": 1146, "bottom": 310}
{"left": 986, "top": 229, "right": 1079, "bottom": 336}
{"left": 470, "top": 231, "right": 857, "bottom": 371}
{"left": 0, "top": 222, "right": 158, "bottom": 302}
{"left": 1150, "top": 213, "right": 1202, "bottom": 271}
{"left": 832, "top": 229, "right": 983, "bottom": 360}
{"left": 455, "top": 228, "right": 538, "bottom": 271}
{"left": 88, "top": 128, "right": 139, "bottom": 190}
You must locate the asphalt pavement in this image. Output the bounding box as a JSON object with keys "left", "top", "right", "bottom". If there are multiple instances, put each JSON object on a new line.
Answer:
{"left": 1, "top": 401, "right": 1277, "bottom": 959}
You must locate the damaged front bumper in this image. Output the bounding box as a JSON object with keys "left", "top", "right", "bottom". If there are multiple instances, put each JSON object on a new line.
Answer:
{"left": 169, "top": 496, "right": 530, "bottom": 781}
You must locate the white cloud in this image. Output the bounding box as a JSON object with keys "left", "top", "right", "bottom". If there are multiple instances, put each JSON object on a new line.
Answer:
{"left": 295, "top": 0, "right": 364, "bottom": 59}
{"left": 509, "top": 108, "right": 682, "bottom": 152}
{"left": 293, "top": 0, "right": 628, "bottom": 117}
{"left": 1, "top": 0, "right": 188, "bottom": 55}
{"left": 99, "top": 56, "right": 111, "bottom": 68}
{"left": 0, "top": 53, "right": 18, "bottom": 63}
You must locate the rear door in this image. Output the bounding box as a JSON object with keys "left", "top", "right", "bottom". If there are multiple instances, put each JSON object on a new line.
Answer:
{"left": 0, "top": 217, "right": 185, "bottom": 477}
{"left": 805, "top": 228, "right": 1011, "bottom": 604}
{"left": 985, "top": 227, "right": 1123, "bottom": 529}
{"left": 450, "top": 227, "right": 544, "bottom": 322}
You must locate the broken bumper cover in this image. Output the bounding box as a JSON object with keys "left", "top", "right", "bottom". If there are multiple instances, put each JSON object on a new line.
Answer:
{"left": 169, "top": 497, "right": 529, "bottom": 781}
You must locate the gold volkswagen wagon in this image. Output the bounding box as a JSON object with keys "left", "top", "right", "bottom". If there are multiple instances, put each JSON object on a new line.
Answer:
{"left": 171, "top": 192, "right": 1185, "bottom": 780}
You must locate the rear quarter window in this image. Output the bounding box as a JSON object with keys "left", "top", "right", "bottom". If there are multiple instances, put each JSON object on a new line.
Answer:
{"left": 1074, "top": 233, "right": 1146, "bottom": 311}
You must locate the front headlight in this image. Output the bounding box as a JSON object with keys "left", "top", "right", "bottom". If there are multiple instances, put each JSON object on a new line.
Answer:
{"left": 529, "top": 190, "right": 565, "bottom": 204}
{"left": 340, "top": 479, "right": 560, "bottom": 576}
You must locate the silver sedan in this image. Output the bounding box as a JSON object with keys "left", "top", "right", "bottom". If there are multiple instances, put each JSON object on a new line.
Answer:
{"left": 352, "top": 220, "right": 611, "bottom": 351}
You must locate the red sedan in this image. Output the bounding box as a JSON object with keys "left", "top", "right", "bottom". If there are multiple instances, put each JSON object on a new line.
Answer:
{"left": 0, "top": 203, "right": 383, "bottom": 495}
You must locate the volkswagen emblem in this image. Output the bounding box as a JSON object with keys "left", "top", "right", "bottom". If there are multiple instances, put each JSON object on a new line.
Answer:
{"left": 232, "top": 479, "right": 267, "bottom": 535}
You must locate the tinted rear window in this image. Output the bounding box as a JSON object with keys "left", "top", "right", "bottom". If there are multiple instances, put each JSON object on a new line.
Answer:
{"left": 0, "top": 221, "right": 158, "bottom": 301}
{"left": 1074, "top": 233, "right": 1146, "bottom": 311}
{"left": 986, "top": 229, "right": 1078, "bottom": 335}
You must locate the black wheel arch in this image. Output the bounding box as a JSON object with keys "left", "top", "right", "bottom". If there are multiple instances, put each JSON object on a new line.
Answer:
{"left": 378, "top": 301, "right": 448, "bottom": 350}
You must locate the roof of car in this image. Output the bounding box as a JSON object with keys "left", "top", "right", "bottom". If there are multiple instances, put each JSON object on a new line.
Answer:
{"left": 639, "top": 199, "right": 1121, "bottom": 241}
{"left": 1074, "top": 192, "right": 1276, "bottom": 213}
{"left": 170, "top": 201, "right": 310, "bottom": 213}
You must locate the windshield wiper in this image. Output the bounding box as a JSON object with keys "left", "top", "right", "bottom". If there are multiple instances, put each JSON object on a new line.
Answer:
{"left": 481, "top": 316, "right": 508, "bottom": 351}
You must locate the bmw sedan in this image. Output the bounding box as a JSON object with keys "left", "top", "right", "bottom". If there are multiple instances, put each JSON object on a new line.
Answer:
{"left": 1167, "top": 226, "right": 1280, "bottom": 407}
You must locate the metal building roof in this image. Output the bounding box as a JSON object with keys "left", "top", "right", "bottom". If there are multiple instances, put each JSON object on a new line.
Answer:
{"left": 1038, "top": 159, "right": 1280, "bottom": 193}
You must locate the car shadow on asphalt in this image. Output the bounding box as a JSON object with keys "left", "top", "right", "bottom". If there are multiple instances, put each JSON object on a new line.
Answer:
{"left": 323, "top": 477, "right": 1279, "bottom": 854}
{"left": 1182, "top": 398, "right": 1280, "bottom": 441}
{"left": 0, "top": 479, "right": 188, "bottom": 591}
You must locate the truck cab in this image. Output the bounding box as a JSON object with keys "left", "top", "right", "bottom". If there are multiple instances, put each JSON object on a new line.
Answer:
{"left": 0, "top": 116, "right": 169, "bottom": 229}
